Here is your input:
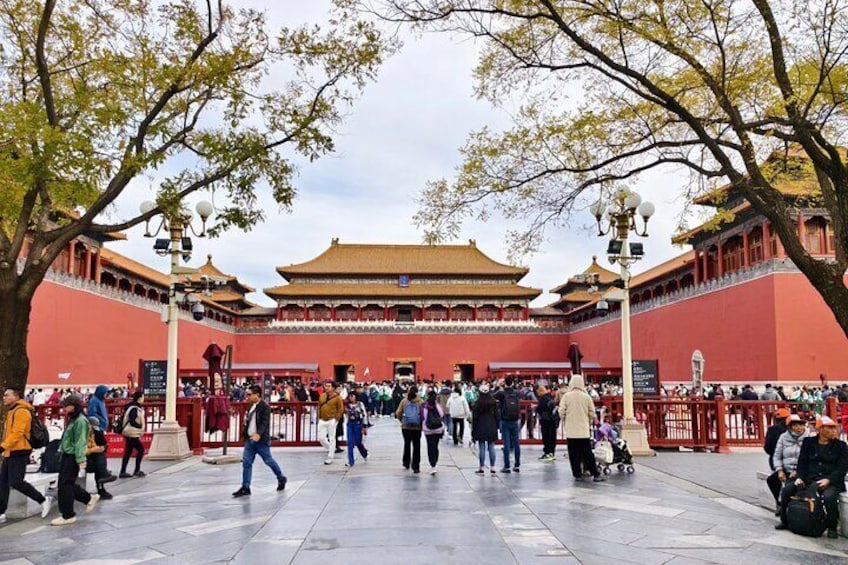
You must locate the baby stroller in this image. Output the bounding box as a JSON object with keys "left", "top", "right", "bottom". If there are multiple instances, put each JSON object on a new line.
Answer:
{"left": 592, "top": 421, "right": 635, "bottom": 475}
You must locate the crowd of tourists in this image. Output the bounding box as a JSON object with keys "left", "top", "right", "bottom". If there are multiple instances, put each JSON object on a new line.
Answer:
{"left": 4, "top": 376, "right": 848, "bottom": 543}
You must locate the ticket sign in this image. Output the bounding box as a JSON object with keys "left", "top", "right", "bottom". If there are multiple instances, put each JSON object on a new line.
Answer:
{"left": 632, "top": 359, "right": 659, "bottom": 396}
{"left": 142, "top": 360, "right": 167, "bottom": 397}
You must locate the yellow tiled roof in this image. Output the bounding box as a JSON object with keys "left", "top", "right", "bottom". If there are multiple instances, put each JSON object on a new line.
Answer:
{"left": 630, "top": 250, "right": 696, "bottom": 288}
{"left": 551, "top": 256, "right": 619, "bottom": 294}
{"left": 187, "top": 255, "right": 255, "bottom": 293}
{"left": 693, "top": 145, "right": 825, "bottom": 206}
{"left": 99, "top": 248, "right": 237, "bottom": 315}
{"left": 671, "top": 202, "right": 752, "bottom": 244}
{"left": 276, "top": 240, "right": 527, "bottom": 280}
{"left": 264, "top": 283, "right": 541, "bottom": 300}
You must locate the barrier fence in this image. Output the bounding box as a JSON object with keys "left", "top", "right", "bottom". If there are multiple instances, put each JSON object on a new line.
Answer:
{"left": 34, "top": 396, "right": 842, "bottom": 452}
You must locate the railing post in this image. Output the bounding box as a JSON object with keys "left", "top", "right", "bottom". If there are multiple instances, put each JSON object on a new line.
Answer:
{"left": 295, "top": 402, "right": 303, "bottom": 444}
{"left": 826, "top": 396, "right": 839, "bottom": 421}
{"left": 714, "top": 397, "right": 731, "bottom": 453}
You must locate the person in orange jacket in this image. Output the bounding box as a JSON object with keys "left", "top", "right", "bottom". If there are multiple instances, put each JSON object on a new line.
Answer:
{"left": 0, "top": 388, "right": 52, "bottom": 524}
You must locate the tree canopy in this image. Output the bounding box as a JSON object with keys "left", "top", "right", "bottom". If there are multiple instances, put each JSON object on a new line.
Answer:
{"left": 0, "top": 0, "right": 395, "bottom": 395}
{"left": 368, "top": 0, "right": 848, "bottom": 336}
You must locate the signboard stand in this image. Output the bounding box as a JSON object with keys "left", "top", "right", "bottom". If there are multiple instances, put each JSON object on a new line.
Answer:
{"left": 632, "top": 359, "right": 660, "bottom": 396}
{"left": 139, "top": 359, "right": 168, "bottom": 398}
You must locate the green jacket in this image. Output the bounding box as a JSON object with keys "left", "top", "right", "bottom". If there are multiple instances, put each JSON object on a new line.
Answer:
{"left": 60, "top": 415, "right": 90, "bottom": 464}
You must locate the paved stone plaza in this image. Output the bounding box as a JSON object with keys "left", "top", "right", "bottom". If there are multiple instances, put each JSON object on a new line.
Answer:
{"left": 1, "top": 420, "right": 848, "bottom": 564}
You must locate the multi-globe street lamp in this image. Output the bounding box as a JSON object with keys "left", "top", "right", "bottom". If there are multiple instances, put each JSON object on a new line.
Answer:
{"left": 139, "top": 199, "right": 213, "bottom": 460}
{"left": 590, "top": 189, "right": 655, "bottom": 456}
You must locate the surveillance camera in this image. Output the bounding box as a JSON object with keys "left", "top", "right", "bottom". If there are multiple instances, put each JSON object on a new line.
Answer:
{"left": 191, "top": 302, "right": 205, "bottom": 321}
{"left": 596, "top": 299, "right": 609, "bottom": 317}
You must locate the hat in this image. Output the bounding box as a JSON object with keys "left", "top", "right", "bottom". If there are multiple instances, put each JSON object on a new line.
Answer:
{"left": 817, "top": 416, "right": 838, "bottom": 428}
{"left": 87, "top": 416, "right": 101, "bottom": 430}
{"left": 774, "top": 408, "right": 791, "bottom": 419}
{"left": 479, "top": 383, "right": 490, "bottom": 394}
{"left": 786, "top": 414, "right": 804, "bottom": 425}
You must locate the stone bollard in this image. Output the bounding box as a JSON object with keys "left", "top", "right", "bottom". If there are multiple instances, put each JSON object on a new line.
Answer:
{"left": 840, "top": 493, "right": 848, "bottom": 538}
{"left": 756, "top": 471, "right": 776, "bottom": 510}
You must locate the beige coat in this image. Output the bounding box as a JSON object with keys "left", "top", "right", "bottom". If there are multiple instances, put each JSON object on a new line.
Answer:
{"left": 558, "top": 375, "right": 594, "bottom": 439}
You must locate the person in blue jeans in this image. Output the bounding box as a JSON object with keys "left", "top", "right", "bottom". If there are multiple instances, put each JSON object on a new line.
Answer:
{"left": 495, "top": 376, "right": 522, "bottom": 473}
{"left": 345, "top": 393, "right": 369, "bottom": 467}
{"left": 233, "top": 385, "right": 287, "bottom": 498}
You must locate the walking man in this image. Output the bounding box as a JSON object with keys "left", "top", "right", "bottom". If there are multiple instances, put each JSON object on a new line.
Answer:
{"left": 317, "top": 382, "right": 344, "bottom": 465}
{"left": 495, "top": 376, "right": 522, "bottom": 473}
{"left": 0, "top": 389, "right": 52, "bottom": 524}
{"left": 233, "top": 385, "right": 287, "bottom": 497}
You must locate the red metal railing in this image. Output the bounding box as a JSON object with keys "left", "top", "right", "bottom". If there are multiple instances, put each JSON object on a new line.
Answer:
{"left": 34, "top": 396, "right": 842, "bottom": 452}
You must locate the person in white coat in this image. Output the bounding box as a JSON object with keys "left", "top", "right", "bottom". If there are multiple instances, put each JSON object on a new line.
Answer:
{"left": 559, "top": 374, "right": 603, "bottom": 482}
{"left": 447, "top": 386, "right": 472, "bottom": 445}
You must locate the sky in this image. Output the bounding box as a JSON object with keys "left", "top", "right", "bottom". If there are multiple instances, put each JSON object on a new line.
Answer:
{"left": 106, "top": 1, "right": 702, "bottom": 308}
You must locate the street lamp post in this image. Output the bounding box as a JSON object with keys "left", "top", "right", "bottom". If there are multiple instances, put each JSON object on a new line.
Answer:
{"left": 140, "top": 199, "right": 213, "bottom": 460}
{"left": 590, "top": 189, "right": 655, "bottom": 456}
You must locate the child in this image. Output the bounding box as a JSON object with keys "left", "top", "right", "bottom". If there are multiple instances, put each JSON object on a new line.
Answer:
{"left": 86, "top": 416, "right": 115, "bottom": 500}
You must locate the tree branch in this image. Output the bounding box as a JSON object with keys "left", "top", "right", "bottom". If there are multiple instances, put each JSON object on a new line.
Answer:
{"left": 35, "top": 0, "right": 58, "bottom": 128}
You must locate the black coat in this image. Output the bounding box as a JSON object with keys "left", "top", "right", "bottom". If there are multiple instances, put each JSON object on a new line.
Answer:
{"left": 764, "top": 423, "right": 786, "bottom": 470}
{"left": 472, "top": 394, "right": 499, "bottom": 442}
{"left": 797, "top": 436, "right": 848, "bottom": 491}
{"left": 242, "top": 401, "right": 271, "bottom": 444}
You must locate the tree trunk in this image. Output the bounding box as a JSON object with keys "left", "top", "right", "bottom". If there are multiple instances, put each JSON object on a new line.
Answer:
{"left": 0, "top": 270, "right": 37, "bottom": 431}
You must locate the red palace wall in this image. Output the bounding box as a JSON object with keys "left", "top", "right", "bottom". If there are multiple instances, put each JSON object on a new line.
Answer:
{"left": 569, "top": 273, "right": 848, "bottom": 383}
{"left": 28, "top": 281, "right": 235, "bottom": 386}
{"left": 773, "top": 274, "right": 848, "bottom": 382}
{"left": 26, "top": 280, "right": 569, "bottom": 386}
{"left": 234, "top": 332, "right": 570, "bottom": 382}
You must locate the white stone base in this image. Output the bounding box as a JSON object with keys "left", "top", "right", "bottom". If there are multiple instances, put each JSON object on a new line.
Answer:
{"left": 620, "top": 421, "right": 655, "bottom": 457}
{"left": 146, "top": 422, "right": 191, "bottom": 461}
{"left": 840, "top": 493, "right": 848, "bottom": 538}
{"left": 755, "top": 471, "right": 775, "bottom": 510}
{"left": 201, "top": 452, "right": 241, "bottom": 465}
{"left": 6, "top": 473, "right": 55, "bottom": 519}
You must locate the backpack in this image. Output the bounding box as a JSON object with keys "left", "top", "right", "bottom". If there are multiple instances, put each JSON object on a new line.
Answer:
{"left": 347, "top": 404, "right": 363, "bottom": 423}
{"left": 402, "top": 401, "right": 421, "bottom": 426}
{"left": 502, "top": 390, "right": 521, "bottom": 420}
{"left": 425, "top": 405, "right": 442, "bottom": 430}
{"left": 786, "top": 487, "right": 827, "bottom": 537}
{"left": 112, "top": 411, "right": 125, "bottom": 434}
{"left": 27, "top": 408, "right": 49, "bottom": 449}
{"left": 39, "top": 439, "right": 61, "bottom": 473}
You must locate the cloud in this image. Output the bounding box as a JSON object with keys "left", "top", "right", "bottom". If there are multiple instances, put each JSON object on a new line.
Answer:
{"left": 105, "top": 1, "right": 697, "bottom": 309}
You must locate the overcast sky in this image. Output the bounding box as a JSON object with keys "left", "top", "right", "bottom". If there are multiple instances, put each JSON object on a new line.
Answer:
{"left": 106, "top": 1, "right": 701, "bottom": 308}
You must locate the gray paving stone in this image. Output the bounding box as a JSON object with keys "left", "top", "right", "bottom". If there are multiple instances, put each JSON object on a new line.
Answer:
{"left": 1, "top": 418, "right": 846, "bottom": 565}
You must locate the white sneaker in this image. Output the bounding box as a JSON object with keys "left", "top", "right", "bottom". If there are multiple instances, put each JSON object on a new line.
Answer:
{"left": 0, "top": 513, "right": 7, "bottom": 524}
{"left": 51, "top": 516, "right": 77, "bottom": 526}
{"left": 41, "top": 496, "right": 53, "bottom": 518}
{"left": 430, "top": 467, "right": 437, "bottom": 475}
{"left": 323, "top": 458, "right": 333, "bottom": 465}
{"left": 86, "top": 494, "right": 100, "bottom": 513}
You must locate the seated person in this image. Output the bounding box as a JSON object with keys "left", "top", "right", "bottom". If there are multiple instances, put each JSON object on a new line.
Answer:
{"left": 776, "top": 416, "right": 848, "bottom": 538}
{"left": 773, "top": 414, "right": 809, "bottom": 516}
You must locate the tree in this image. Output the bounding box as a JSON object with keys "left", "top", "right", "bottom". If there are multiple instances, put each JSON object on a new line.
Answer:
{"left": 370, "top": 0, "right": 848, "bottom": 337}
{"left": 0, "top": 0, "right": 394, "bottom": 398}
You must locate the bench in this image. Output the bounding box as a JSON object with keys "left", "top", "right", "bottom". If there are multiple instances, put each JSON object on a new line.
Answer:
{"left": 6, "top": 473, "right": 56, "bottom": 519}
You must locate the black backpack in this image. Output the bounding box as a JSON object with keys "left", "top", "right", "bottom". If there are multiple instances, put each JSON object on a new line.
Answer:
{"left": 502, "top": 390, "right": 521, "bottom": 420}
{"left": 27, "top": 408, "right": 49, "bottom": 449}
{"left": 786, "top": 487, "right": 827, "bottom": 537}
{"left": 39, "top": 440, "right": 61, "bottom": 473}
{"left": 425, "top": 405, "right": 442, "bottom": 430}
